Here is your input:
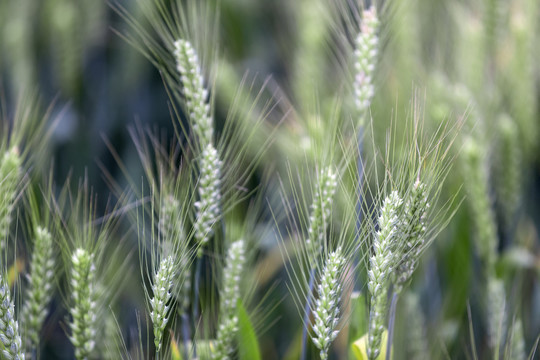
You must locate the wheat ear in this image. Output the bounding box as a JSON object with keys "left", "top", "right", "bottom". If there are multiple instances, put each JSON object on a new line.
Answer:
{"left": 150, "top": 255, "right": 175, "bottom": 353}
{"left": 22, "top": 226, "right": 55, "bottom": 350}
{"left": 0, "top": 148, "right": 22, "bottom": 248}
{"left": 354, "top": 6, "right": 379, "bottom": 126}
{"left": 0, "top": 276, "right": 24, "bottom": 360}
{"left": 367, "top": 191, "right": 402, "bottom": 360}
{"left": 69, "top": 248, "right": 97, "bottom": 360}
{"left": 212, "top": 239, "right": 245, "bottom": 360}
{"left": 311, "top": 247, "right": 345, "bottom": 360}
{"left": 394, "top": 181, "right": 429, "bottom": 294}
{"left": 194, "top": 144, "right": 222, "bottom": 256}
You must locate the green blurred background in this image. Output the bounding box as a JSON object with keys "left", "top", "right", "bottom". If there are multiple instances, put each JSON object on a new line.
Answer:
{"left": 1, "top": 0, "right": 539, "bottom": 358}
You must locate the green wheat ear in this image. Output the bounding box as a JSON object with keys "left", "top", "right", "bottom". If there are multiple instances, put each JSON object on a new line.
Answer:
{"left": 311, "top": 247, "right": 345, "bottom": 360}
{"left": 0, "top": 275, "right": 24, "bottom": 360}
{"left": 486, "top": 277, "right": 506, "bottom": 349}
{"left": 404, "top": 293, "right": 429, "bottom": 359}
{"left": 150, "top": 255, "right": 175, "bottom": 353}
{"left": 394, "top": 180, "right": 429, "bottom": 294}
{"left": 367, "top": 191, "right": 402, "bottom": 360}
{"left": 174, "top": 39, "right": 214, "bottom": 149}
{"left": 22, "top": 226, "right": 55, "bottom": 350}
{"left": 461, "top": 137, "right": 497, "bottom": 269}
{"left": 69, "top": 248, "right": 98, "bottom": 360}
{"left": 354, "top": 5, "right": 379, "bottom": 126}
{"left": 174, "top": 38, "right": 223, "bottom": 258}
{"left": 159, "top": 195, "right": 191, "bottom": 314}
{"left": 495, "top": 115, "right": 521, "bottom": 233}
{"left": 194, "top": 143, "right": 222, "bottom": 256}
{"left": 508, "top": 318, "right": 525, "bottom": 360}
{"left": 0, "top": 147, "right": 22, "bottom": 248}
{"left": 306, "top": 166, "right": 337, "bottom": 265}
{"left": 212, "top": 239, "right": 245, "bottom": 360}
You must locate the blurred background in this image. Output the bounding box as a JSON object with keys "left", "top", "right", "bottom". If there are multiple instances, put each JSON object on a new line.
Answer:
{"left": 1, "top": 0, "right": 539, "bottom": 359}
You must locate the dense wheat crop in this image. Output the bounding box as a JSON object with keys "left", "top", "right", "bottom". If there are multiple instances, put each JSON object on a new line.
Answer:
{"left": 0, "top": 0, "right": 538, "bottom": 359}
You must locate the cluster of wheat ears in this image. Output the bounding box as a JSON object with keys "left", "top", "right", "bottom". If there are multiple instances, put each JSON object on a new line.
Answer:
{"left": 0, "top": 0, "right": 538, "bottom": 359}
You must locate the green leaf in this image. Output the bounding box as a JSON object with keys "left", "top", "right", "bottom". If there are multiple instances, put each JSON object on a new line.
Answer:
{"left": 7, "top": 259, "right": 24, "bottom": 287}
{"left": 351, "top": 330, "right": 388, "bottom": 360}
{"left": 170, "top": 336, "right": 182, "bottom": 360}
{"left": 283, "top": 328, "right": 302, "bottom": 360}
{"left": 348, "top": 291, "right": 368, "bottom": 343}
{"left": 237, "top": 300, "right": 261, "bottom": 360}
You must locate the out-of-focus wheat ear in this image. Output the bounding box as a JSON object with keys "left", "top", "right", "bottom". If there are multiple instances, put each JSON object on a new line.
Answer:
{"left": 178, "top": 259, "right": 192, "bottom": 317}
{"left": 150, "top": 255, "right": 175, "bottom": 354}
{"left": 460, "top": 137, "right": 498, "bottom": 270}
{"left": 0, "top": 147, "right": 22, "bottom": 250}
{"left": 483, "top": 0, "right": 506, "bottom": 65}
{"left": 101, "top": 311, "right": 122, "bottom": 360}
{"left": 0, "top": 275, "right": 24, "bottom": 360}
{"left": 300, "top": 165, "right": 338, "bottom": 359}
{"left": 394, "top": 180, "right": 429, "bottom": 294}
{"left": 159, "top": 195, "right": 185, "bottom": 246}
{"left": 495, "top": 115, "right": 521, "bottom": 237}
{"left": 194, "top": 143, "right": 222, "bottom": 257}
{"left": 306, "top": 166, "right": 338, "bottom": 266}
{"left": 292, "top": 0, "right": 332, "bottom": 112}
{"left": 159, "top": 195, "right": 191, "bottom": 314}
{"left": 69, "top": 248, "right": 98, "bottom": 360}
{"left": 354, "top": 5, "right": 379, "bottom": 127}
{"left": 174, "top": 39, "right": 214, "bottom": 149}
{"left": 404, "top": 293, "right": 429, "bottom": 360}
{"left": 311, "top": 247, "right": 345, "bottom": 360}
{"left": 211, "top": 239, "right": 245, "bottom": 360}
{"left": 508, "top": 0, "right": 538, "bottom": 158}
{"left": 486, "top": 277, "right": 506, "bottom": 351}
{"left": 507, "top": 317, "right": 525, "bottom": 360}
{"left": 22, "top": 226, "right": 55, "bottom": 351}
{"left": 367, "top": 191, "right": 402, "bottom": 360}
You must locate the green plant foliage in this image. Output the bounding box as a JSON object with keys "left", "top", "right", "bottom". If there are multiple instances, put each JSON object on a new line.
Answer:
{"left": 0, "top": 0, "right": 538, "bottom": 359}
{"left": 351, "top": 330, "right": 388, "bottom": 360}
{"left": 237, "top": 300, "right": 261, "bottom": 360}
